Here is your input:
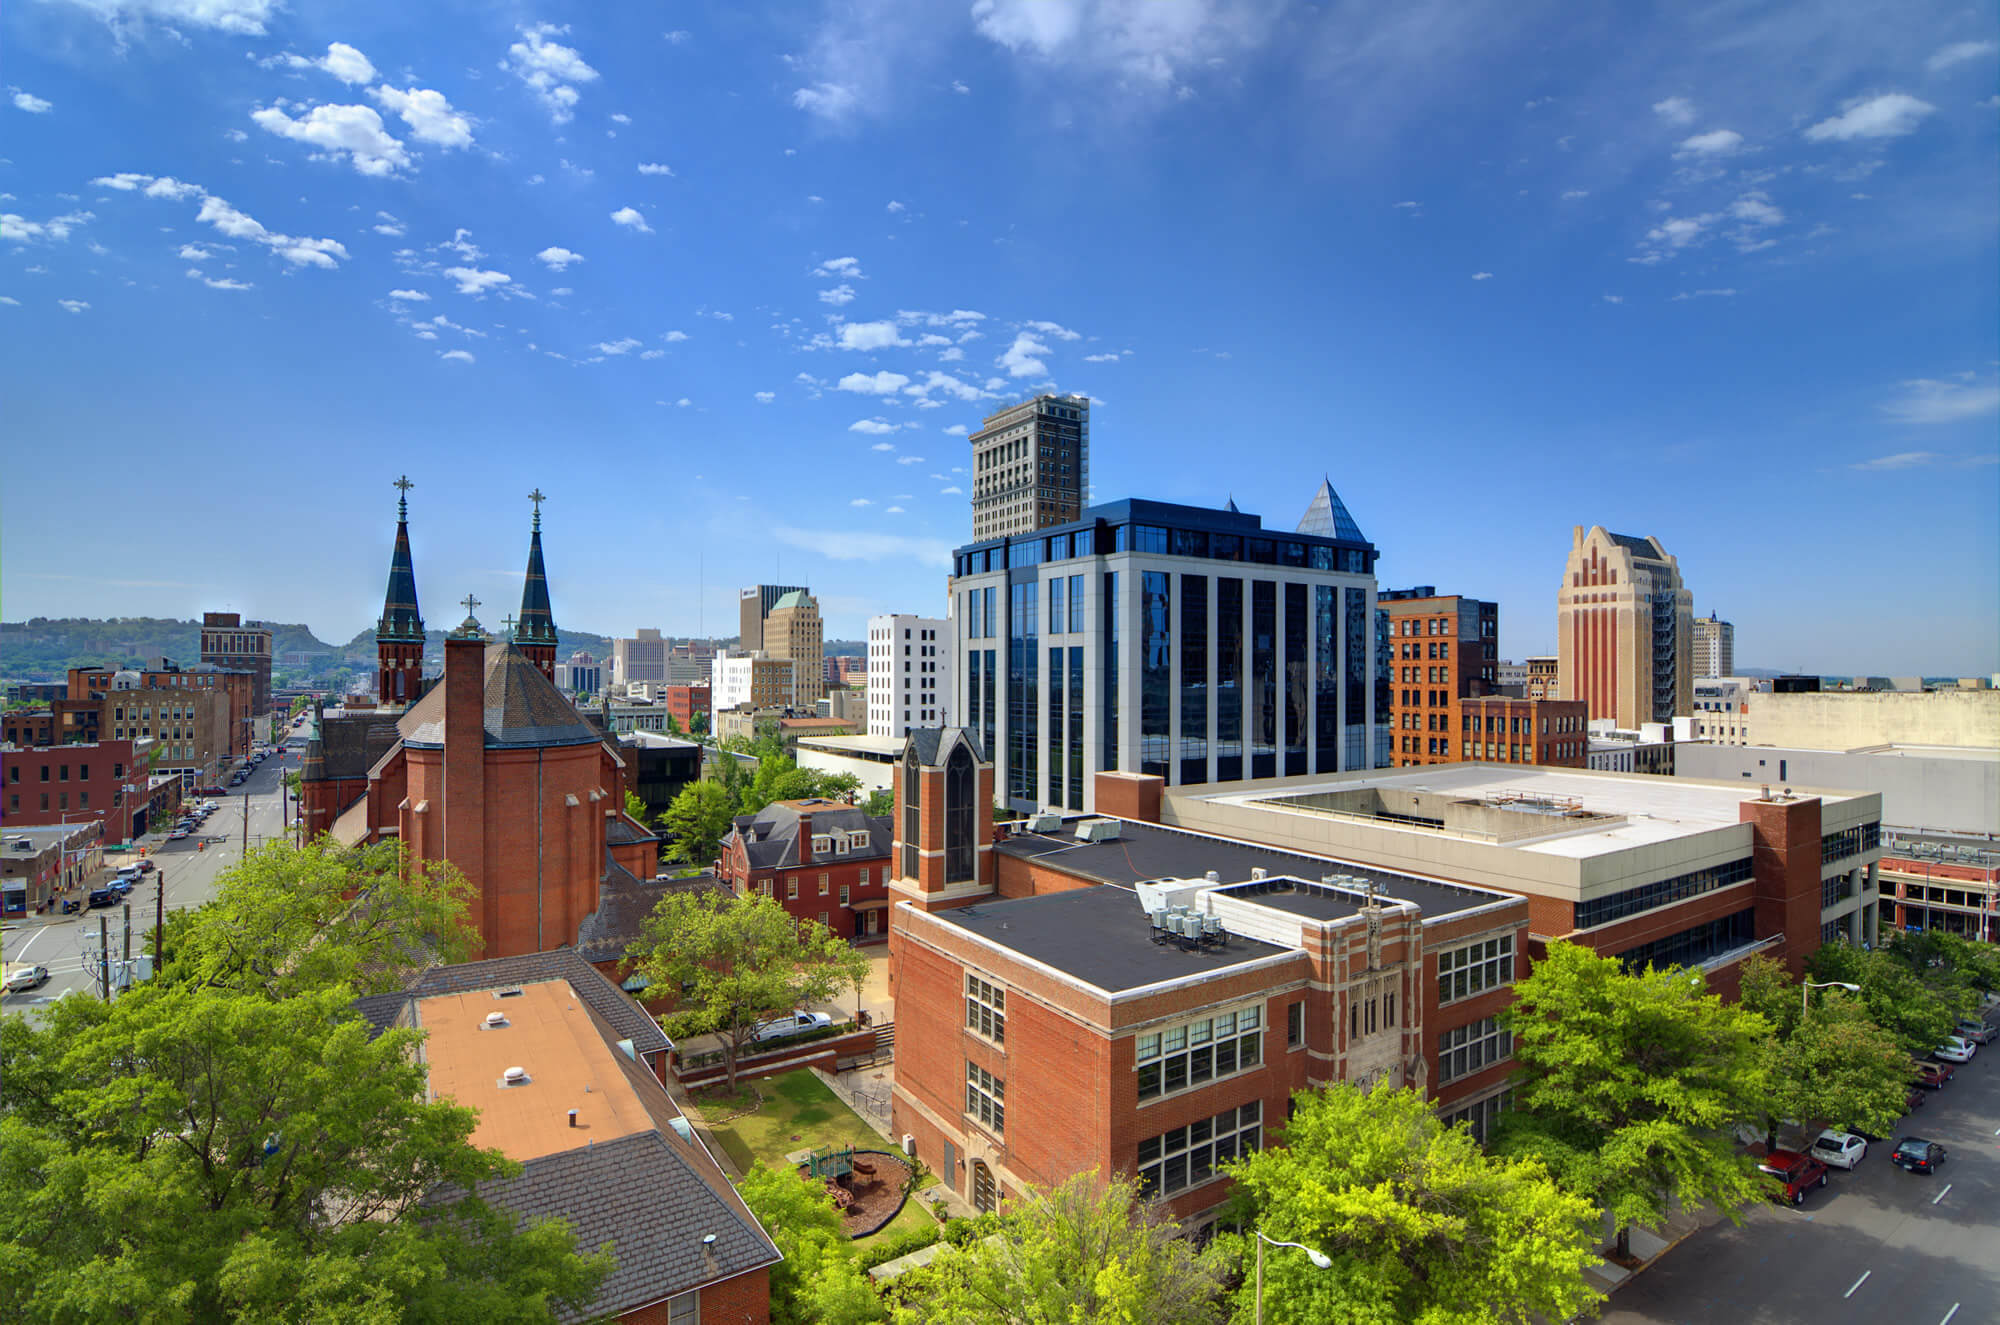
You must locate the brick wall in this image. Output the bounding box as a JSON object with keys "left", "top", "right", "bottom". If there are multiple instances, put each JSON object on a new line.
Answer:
{"left": 1742, "top": 794, "right": 1825, "bottom": 977}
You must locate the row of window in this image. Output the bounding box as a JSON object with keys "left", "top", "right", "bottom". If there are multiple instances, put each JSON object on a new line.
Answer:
{"left": 966, "top": 974, "right": 1005, "bottom": 1044}
{"left": 1136, "top": 1005, "right": 1263, "bottom": 1101}
{"left": 1437, "top": 1017, "right": 1513, "bottom": 1085}
{"left": 956, "top": 525, "right": 1374, "bottom": 578}
{"left": 1572, "top": 857, "right": 1755, "bottom": 931}
{"left": 1439, "top": 1089, "right": 1512, "bottom": 1146}
{"left": 783, "top": 877, "right": 860, "bottom": 904}
{"left": 1616, "top": 907, "right": 1756, "bottom": 974}
{"left": 1437, "top": 934, "right": 1514, "bottom": 1006}
{"left": 1135, "top": 1101, "right": 1264, "bottom": 1199}
{"left": 966, "top": 1062, "right": 1004, "bottom": 1135}
{"left": 1821, "top": 823, "right": 1881, "bottom": 865}
{"left": 1821, "top": 874, "right": 1856, "bottom": 908}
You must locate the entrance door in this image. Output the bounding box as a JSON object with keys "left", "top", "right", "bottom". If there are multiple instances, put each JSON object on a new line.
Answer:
{"left": 942, "top": 1139, "right": 955, "bottom": 1192}
{"left": 972, "top": 1160, "right": 997, "bottom": 1214}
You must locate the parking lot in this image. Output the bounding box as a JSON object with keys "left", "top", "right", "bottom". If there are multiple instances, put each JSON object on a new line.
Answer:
{"left": 1603, "top": 1011, "right": 2000, "bottom": 1325}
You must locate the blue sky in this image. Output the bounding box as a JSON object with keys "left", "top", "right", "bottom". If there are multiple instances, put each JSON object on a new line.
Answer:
{"left": 3, "top": 0, "right": 1995, "bottom": 673}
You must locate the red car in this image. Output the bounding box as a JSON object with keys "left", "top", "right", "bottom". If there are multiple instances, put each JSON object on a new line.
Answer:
{"left": 1912, "top": 1061, "right": 1952, "bottom": 1089}
{"left": 1758, "top": 1149, "right": 1830, "bottom": 1206}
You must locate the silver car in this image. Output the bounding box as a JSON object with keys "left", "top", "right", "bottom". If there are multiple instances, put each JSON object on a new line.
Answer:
{"left": 1810, "top": 1129, "right": 1867, "bottom": 1170}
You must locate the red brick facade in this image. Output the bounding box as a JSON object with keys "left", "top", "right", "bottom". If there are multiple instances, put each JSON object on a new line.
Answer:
{"left": 717, "top": 803, "right": 893, "bottom": 943}
{"left": 1456, "top": 696, "right": 1589, "bottom": 767}
{"left": 662, "top": 685, "right": 710, "bottom": 726}
{"left": 1, "top": 739, "right": 152, "bottom": 843}
{"left": 1380, "top": 592, "right": 1499, "bottom": 768}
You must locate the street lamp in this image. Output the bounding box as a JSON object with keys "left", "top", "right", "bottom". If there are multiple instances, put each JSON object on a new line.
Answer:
{"left": 1803, "top": 979, "right": 1861, "bottom": 1014}
{"left": 1253, "top": 1231, "right": 1333, "bottom": 1325}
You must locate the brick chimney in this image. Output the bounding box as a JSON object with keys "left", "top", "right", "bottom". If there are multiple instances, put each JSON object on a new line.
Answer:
{"left": 797, "top": 810, "right": 814, "bottom": 865}
{"left": 443, "top": 634, "right": 489, "bottom": 947}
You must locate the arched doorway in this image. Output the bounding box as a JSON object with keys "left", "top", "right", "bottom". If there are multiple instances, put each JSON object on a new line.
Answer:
{"left": 971, "top": 1160, "right": 998, "bottom": 1214}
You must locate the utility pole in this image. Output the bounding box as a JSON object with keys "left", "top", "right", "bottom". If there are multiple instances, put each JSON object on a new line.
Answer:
{"left": 122, "top": 901, "right": 132, "bottom": 994}
{"left": 98, "top": 914, "right": 111, "bottom": 1001}
{"left": 156, "top": 868, "right": 166, "bottom": 969}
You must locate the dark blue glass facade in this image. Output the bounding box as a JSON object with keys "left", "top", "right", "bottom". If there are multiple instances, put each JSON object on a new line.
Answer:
{"left": 1008, "top": 582, "right": 1038, "bottom": 801}
{"left": 1180, "top": 574, "right": 1208, "bottom": 784}
{"left": 1217, "top": 577, "right": 1243, "bottom": 782}
{"left": 1284, "top": 581, "right": 1308, "bottom": 777}
{"left": 1251, "top": 580, "right": 1276, "bottom": 779}
{"left": 1141, "top": 571, "right": 1171, "bottom": 778}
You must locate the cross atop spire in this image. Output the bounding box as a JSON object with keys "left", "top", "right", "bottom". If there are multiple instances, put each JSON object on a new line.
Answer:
{"left": 501, "top": 614, "right": 517, "bottom": 634}
{"left": 377, "top": 475, "right": 425, "bottom": 646}
{"left": 462, "top": 593, "right": 481, "bottom": 616}
{"left": 393, "top": 474, "right": 414, "bottom": 519}
{"left": 528, "top": 487, "right": 547, "bottom": 531}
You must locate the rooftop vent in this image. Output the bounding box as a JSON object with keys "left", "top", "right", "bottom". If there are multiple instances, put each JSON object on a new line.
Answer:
{"left": 1250, "top": 867, "right": 1267, "bottom": 881}
{"left": 501, "top": 1066, "right": 530, "bottom": 1086}
{"left": 1074, "top": 818, "right": 1121, "bottom": 843}
{"left": 496, "top": 988, "right": 525, "bottom": 999}
{"left": 1205, "top": 870, "right": 1221, "bottom": 883}
{"left": 483, "top": 1011, "right": 508, "bottom": 1029}
{"left": 1025, "top": 810, "right": 1062, "bottom": 833}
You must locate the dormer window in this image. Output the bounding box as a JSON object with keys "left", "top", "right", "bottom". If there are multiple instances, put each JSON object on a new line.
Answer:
{"left": 813, "top": 834, "right": 835, "bottom": 856}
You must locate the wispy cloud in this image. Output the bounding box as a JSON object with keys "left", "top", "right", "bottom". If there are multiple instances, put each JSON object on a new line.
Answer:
{"left": 1882, "top": 377, "right": 2000, "bottom": 425}
{"left": 773, "top": 525, "right": 952, "bottom": 568}
{"left": 1927, "top": 40, "right": 1997, "bottom": 73}
{"left": 610, "top": 206, "right": 652, "bottom": 233}
{"left": 1804, "top": 93, "right": 1935, "bottom": 142}
{"left": 1651, "top": 96, "right": 1695, "bottom": 126}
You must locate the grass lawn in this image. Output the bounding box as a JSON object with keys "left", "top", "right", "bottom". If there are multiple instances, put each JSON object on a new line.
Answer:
{"left": 698, "top": 1069, "right": 896, "bottom": 1175}
{"left": 853, "top": 1192, "right": 938, "bottom": 1249}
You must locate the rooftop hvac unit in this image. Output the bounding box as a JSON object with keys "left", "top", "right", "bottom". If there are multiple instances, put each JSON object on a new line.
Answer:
{"left": 902, "top": 1134, "right": 917, "bottom": 1157}
{"left": 1250, "top": 867, "right": 1267, "bottom": 881}
{"left": 1075, "top": 818, "right": 1122, "bottom": 843}
{"left": 1026, "top": 811, "right": 1062, "bottom": 833}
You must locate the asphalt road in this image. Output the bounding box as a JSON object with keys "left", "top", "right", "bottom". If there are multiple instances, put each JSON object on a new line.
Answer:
{"left": 1602, "top": 1014, "right": 2000, "bottom": 1325}
{"left": 2, "top": 728, "right": 307, "bottom": 1011}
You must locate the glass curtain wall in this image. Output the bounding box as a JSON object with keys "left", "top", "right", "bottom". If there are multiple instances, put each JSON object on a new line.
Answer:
{"left": 1216, "top": 577, "right": 1243, "bottom": 781}
{"left": 1343, "top": 586, "right": 1367, "bottom": 769}
{"left": 1067, "top": 647, "right": 1085, "bottom": 809}
{"left": 1180, "top": 574, "right": 1208, "bottom": 785}
{"left": 1314, "top": 586, "right": 1339, "bottom": 774}
{"left": 1284, "top": 582, "right": 1308, "bottom": 776}
{"left": 1008, "top": 582, "right": 1038, "bottom": 801}
{"left": 1140, "top": 571, "right": 1171, "bottom": 778}
{"left": 1102, "top": 572, "right": 1120, "bottom": 772}
{"left": 1251, "top": 581, "right": 1276, "bottom": 779}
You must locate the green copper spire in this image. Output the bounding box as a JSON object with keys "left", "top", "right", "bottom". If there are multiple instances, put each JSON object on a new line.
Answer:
{"left": 514, "top": 488, "right": 558, "bottom": 647}
{"left": 377, "top": 475, "right": 426, "bottom": 644}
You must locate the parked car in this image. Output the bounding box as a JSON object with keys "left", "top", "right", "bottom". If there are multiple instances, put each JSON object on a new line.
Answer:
{"left": 167, "top": 828, "right": 190, "bottom": 841}
{"left": 1904, "top": 1086, "right": 1928, "bottom": 1112}
{"left": 1810, "top": 1130, "right": 1867, "bottom": 1170}
{"left": 1912, "top": 1061, "right": 1951, "bottom": 1089}
{"left": 134, "top": 859, "right": 156, "bottom": 874}
{"left": 87, "top": 888, "right": 117, "bottom": 908}
{"left": 195, "top": 785, "right": 227, "bottom": 797}
{"left": 1757, "top": 1149, "right": 1830, "bottom": 1205}
{"left": 751, "top": 1010, "right": 835, "bottom": 1043}
{"left": 1933, "top": 1036, "right": 1976, "bottom": 1064}
{"left": 1891, "top": 1138, "right": 1947, "bottom": 1174}
{"left": 1954, "top": 1019, "right": 1992, "bottom": 1046}
{"left": 4, "top": 964, "right": 51, "bottom": 992}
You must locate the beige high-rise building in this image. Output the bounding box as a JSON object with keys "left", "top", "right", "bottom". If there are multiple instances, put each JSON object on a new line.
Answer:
{"left": 1557, "top": 526, "right": 1694, "bottom": 728}
{"left": 764, "top": 590, "right": 824, "bottom": 708}
{"left": 969, "top": 394, "right": 1089, "bottom": 541}
{"left": 612, "top": 628, "right": 669, "bottom": 685}
{"left": 1693, "top": 614, "right": 1735, "bottom": 679}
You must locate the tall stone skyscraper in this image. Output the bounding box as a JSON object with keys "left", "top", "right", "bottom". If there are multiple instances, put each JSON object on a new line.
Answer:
{"left": 969, "top": 394, "right": 1089, "bottom": 541}
{"left": 1557, "top": 527, "right": 1693, "bottom": 728}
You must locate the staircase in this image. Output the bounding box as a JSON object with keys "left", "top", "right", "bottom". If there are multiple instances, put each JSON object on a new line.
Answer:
{"left": 871, "top": 1021, "right": 895, "bottom": 1059}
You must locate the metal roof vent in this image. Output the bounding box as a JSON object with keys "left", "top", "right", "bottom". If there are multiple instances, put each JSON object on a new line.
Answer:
{"left": 501, "top": 1066, "right": 530, "bottom": 1086}
{"left": 1250, "top": 867, "right": 1267, "bottom": 881}
{"left": 484, "top": 1011, "right": 508, "bottom": 1029}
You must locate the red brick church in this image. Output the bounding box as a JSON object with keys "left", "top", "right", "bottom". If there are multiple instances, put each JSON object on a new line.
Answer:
{"left": 300, "top": 481, "right": 659, "bottom": 960}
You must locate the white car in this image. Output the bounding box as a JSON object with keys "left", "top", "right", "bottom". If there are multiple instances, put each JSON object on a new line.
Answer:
{"left": 1809, "top": 1129, "right": 1867, "bottom": 1170}
{"left": 1933, "top": 1036, "right": 1976, "bottom": 1064}
{"left": 752, "top": 1010, "right": 834, "bottom": 1043}
{"left": 4, "top": 965, "right": 51, "bottom": 993}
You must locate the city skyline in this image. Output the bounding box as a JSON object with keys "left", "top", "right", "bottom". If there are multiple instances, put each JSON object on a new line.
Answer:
{"left": 3, "top": 2, "right": 1995, "bottom": 673}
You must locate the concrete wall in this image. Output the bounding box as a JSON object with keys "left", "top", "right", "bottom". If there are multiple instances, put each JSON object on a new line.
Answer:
{"left": 1676, "top": 743, "right": 1997, "bottom": 835}
{"left": 1746, "top": 690, "right": 2000, "bottom": 751}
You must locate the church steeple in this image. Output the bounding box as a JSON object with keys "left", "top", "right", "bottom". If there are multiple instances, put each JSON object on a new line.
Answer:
{"left": 513, "top": 487, "right": 558, "bottom": 683}
{"left": 377, "top": 476, "right": 427, "bottom": 706}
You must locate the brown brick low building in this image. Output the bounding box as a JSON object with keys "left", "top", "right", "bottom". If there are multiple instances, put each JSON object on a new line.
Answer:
{"left": 1457, "top": 696, "right": 1589, "bottom": 767}
{"left": 719, "top": 798, "right": 893, "bottom": 942}
{"left": 1, "top": 738, "right": 153, "bottom": 844}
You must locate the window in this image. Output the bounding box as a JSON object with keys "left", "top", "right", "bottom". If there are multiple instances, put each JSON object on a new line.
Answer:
{"left": 761, "top": 879, "right": 773, "bottom": 897}
{"left": 1135, "top": 1005, "right": 1261, "bottom": 1101}
{"left": 1437, "top": 934, "right": 1515, "bottom": 1004}
{"left": 966, "top": 974, "right": 1006, "bottom": 1043}
{"left": 1438, "top": 1017, "right": 1513, "bottom": 1085}
{"left": 1136, "top": 1100, "right": 1262, "bottom": 1199}
{"left": 1287, "top": 1000, "right": 1303, "bottom": 1047}
{"left": 667, "top": 1289, "right": 699, "bottom": 1325}
{"left": 1440, "top": 1089, "right": 1512, "bottom": 1146}
{"left": 840, "top": 883, "right": 851, "bottom": 906}
{"left": 787, "top": 876, "right": 799, "bottom": 900}
{"left": 966, "top": 1062, "right": 1004, "bottom": 1134}
{"left": 819, "top": 873, "right": 830, "bottom": 895}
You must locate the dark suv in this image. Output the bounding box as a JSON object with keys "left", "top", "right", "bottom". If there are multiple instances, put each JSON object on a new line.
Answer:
{"left": 1891, "top": 1139, "right": 1946, "bottom": 1174}
{"left": 1757, "top": 1149, "right": 1829, "bottom": 1205}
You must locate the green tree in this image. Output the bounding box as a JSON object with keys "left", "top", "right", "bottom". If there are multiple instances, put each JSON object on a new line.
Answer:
{"left": 689, "top": 709, "right": 709, "bottom": 737}
{"left": 896, "top": 1171, "right": 1224, "bottom": 1325}
{"left": 626, "top": 889, "right": 868, "bottom": 1090}
{"left": 738, "top": 1162, "right": 886, "bottom": 1325}
{"left": 165, "top": 839, "right": 477, "bottom": 999}
{"left": 1739, "top": 953, "right": 1910, "bottom": 1149}
{"left": 660, "top": 780, "right": 738, "bottom": 867}
{"left": 0, "top": 982, "right": 612, "bottom": 1321}
{"left": 1806, "top": 940, "right": 1963, "bottom": 1055}
{"left": 865, "top": 788, "right": 894, "bottom": 818}
{"left": 623, "top": 789, "right": 659, "bottom": 831}
{"left": 1496, "top": 941, "right": 1769, "bottom": 1260}
{"left": 1223, "top": 1083, "right": 1600, "bottom": 1325}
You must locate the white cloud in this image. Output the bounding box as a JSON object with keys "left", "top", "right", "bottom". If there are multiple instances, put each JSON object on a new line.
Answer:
{"left": 938, "top": 485, "right": 963, "bottom": 495}
{"left": 442, "top": 266, "right": 511, "bottom": 296}
{"left": 610, "top": 206, "right": 653, "bottom": 233}
{"left": 225, "top": 127, "right": 247, "bottom": 141}
{"left": 1851, "top": 451, "right": 1937, "bottom": 470}
{"left": 1927, "top": 40, "right": 1997, "bottom": 73}
{"left": 839, "top": 321, "right": 909, "bottom": 351}
{"left": 536, "top": 246, "right": 584, "bottom": 271}
{"left": 850, "top": 418, "right": 903, "bottom": 434}
{"left": 1882, "top": 378, "right": 2000, "bottom": 425}
{"left": 938, "top": 346, "right": 964, "bottom": 362}
{"left": 663, "top": 29, "right": 691, "bottom": 43}
{"left": 252, "top": 103, "right": 409, "bottom": 176}
{"left": 952, "top": 80, "right": 970, "bottom": 94}
{"left": 1728, "top": 191, "right": 1784, "bottom": 227}
{"left": 998, "top": 331, "right": 1050, "bottom": 377}
{"left": 676, "top": 397, "right": 692, "bottom": 408}
{"left": 1393, "top": 200, "right": 1420, "bottom": 211}
{"left": 505, "top": 22, "right": 599, "bottom": 123}
{"left": 57, "top": 299, "right": 89, "bottom": 313}
{"left": 814, "top": 256, "right": 863, "bottom": 278}
{"left": 373, "top": 210, "right": 405, "bottom": 236}
{"left": 870, "top": 441, "right": 896, "bottom": 451}
{"left": 1670, "top": 288, "right": 1736, "bottom": 300}
{"left": 773, "top": 524, "right": 952, "bottom": 568}
{"left": 1651, "top": 96, "right": 1696, "bottom": 126}
{"left": 388, "top": 288, "right": 429, "bottom": 301}
{"left": 12, "top": 91, "right": 53, "bottom": 114}
{"left": 0, "top": 296, "right": 18, "bottom": 305}
{"left": 663, "top": 330, "right": 689, "bottom": 342}
{"left": 1560, "top": 189, "right": 1589, "bottom": 200}
{"left": 943, "top": 424, "right": 968, "bottom": 436}
{"left": 595, "top": 337, "right": 643, "bottom": 355}
{"left": 179, "top": 243, "right": 214, "bottom": 260}
{"left": 885, "top": 505, "right": 906, "bottom": 514}
{"left": 793, "top": 83, "right": 859, "bottom": 121}
{"left": 886, "top": 199, "right": 906, "bottom": 213}
{"left": 610, "top": 112, "right": 631, "bottom": 125}
{"left": 196, "top": 273, "right": 252, "bottom": 290}
{"left": 277, "top": 40, "right": 376, "bottom": 84}
{"left": 1082, "top": 351, "right": 1122, "bottom": 362}
{"left": 896, "top": 455, "right": 926, "bottom": 465}
{"left": 754, "top": 391, "right": 775, "bottom": 404}
{"left": 61, "top": 0, "right": 279, "bottom": 34}
{"left": 637, "top": 162, "right": 675, "bottom": 176}
{"left": 370, "top": 85, "right": 474, "bottom": 149}
{"left": 1804, "top": 94, "right": 1935, "bottom": 142}
{"left": 970, "top": 0, "right": 1279, "bottom": 93}
{"left": 838, "top": 371, "right": 911, "bottom": 395}
{"left": 0, "top": 209, "right": 92, "bottom": 243}
{"left": 551, "top": 287, "right": 573, "bottom": 297}
{"left": 1675, "top": 128, "right": 1743, "bottom": 157}
{"left": 850, "top": 497, "right": 873, "bottom": 506}
{"left": 905, "top": 370, "right": 986, "bottom": 402}
{"left": 639, "top": 349, "right": 664, "bottom": 360}
{"left": 1023, "top": 319, "right": 1081, "bottom": 341}
{"left": 819, "top": 284, "right": 857, "bottom": 306}
{"left": 1470, "top": 271, "right": 1493, "bottom": 280}
{"left": 1602, "top": 294, "right": 1624, "bottom": 304}
{"left": 440, "top": 349, "right": 475, "bottom": 364}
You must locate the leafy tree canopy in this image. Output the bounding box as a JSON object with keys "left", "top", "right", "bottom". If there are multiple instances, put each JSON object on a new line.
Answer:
{"left": 897, "top": 1171, "right": 1225, "bottom": 1325}
{"left": 1805, "top": 940, "right": 1967, "bottom": 1056}
{"left": 1738, "top": 954, "right": 1911, "bottom": 1147}
{"left": 1496, "top": 941, "right": 1770, "bottom": 1258}
{"left": 1223, "top": 1083, "right": 1601, "bottom": 1325}
{"left": 738, "top": 1163, "right": 885, "bottom": 1325}
{"left": 660, "top": 780, "right": 738, "bottom": 866}
{"left": 626, "top": 889, "right": 868, "bottom": 1090}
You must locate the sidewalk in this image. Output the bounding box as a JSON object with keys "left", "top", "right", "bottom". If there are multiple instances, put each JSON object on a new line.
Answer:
{"left": 1581, "top": 1203, "right": 1719, "bottom": 1296}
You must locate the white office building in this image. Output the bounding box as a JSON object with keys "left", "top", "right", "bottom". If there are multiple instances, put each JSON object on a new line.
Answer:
{"left": 867, "top": 615, "right": 953, "bottom": 740}
{"left": 949, "top": 487, "right": 1385, "bottom": 815}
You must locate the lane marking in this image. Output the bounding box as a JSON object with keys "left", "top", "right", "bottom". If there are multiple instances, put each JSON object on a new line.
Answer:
{"left": 1931, "top": 1183, "right": 1951, "bottom": 1205}
{"left": 1939, "top": 1306, "right": 1959, "bottom": 1325}
{"left": 1844, "top": 1270, "right": 1871, "bottom": 1299}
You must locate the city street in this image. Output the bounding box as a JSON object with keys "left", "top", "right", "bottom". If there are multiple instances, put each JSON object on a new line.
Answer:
{"left": 1602, "top": 1018, "right": 2000, "bottom": 1325}
{"left": 2, "top": 729, "right": 304, "bottom": 1011}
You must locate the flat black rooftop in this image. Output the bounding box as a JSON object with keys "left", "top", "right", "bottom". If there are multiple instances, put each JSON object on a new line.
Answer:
{"left": 995, "top": 819, "right": 1505, "bottom": 921}
{"left": 937, "top": 886, "right": 1296, "bottom": 995}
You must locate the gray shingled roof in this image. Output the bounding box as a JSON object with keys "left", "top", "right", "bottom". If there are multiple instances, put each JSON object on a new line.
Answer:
{"left": 391, "top": 949, "right": 670, "bottom": 1058}
{"left": 399, "top": 642, "right": 604, "bottom": 750}
{"left": 575, "top": 864, "right": 724, "bottom": 960}
{"left": 905, "top": 726, "right": 985, "bottom": 769}
{"left": 351, "top": 991, "right": 410, "bottom": 1038}
{"left": 432, "top": 1129, "right": 779, "bottom": 1322}
{"left": 303, "top": 711, "right": 408, "bottom": 781}
{"left": 1609, "top": 532, "right": 1664, "bottom": 560}
{"left": 731, "top": 801, "right": 891, "bottom": 872}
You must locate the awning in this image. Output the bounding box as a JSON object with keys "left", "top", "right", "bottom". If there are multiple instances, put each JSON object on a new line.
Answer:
{"left": 848, "top": 899, "right": 891, "bottom": 912}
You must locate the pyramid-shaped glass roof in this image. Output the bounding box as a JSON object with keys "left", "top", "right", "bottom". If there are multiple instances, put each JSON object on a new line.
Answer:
{"left": 1297, "top": 477, "right": 1368, "bottom": 544}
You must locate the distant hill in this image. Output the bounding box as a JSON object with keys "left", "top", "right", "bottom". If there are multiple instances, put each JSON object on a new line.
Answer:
{"left": 0, "top": 617, "right": 341, "bottom": 680}
{"left": 333, "top": 626, "right": 613, "bottom": 664}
